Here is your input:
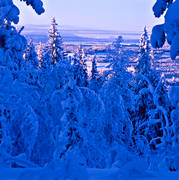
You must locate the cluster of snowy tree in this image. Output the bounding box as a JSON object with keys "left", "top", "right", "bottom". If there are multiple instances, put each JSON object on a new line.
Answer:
{"left": 0, "top": 0, "right": 178, "bottom": 179}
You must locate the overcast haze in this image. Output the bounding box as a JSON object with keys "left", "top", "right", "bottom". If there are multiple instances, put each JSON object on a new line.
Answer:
{"left": 14, "top": 0, "right": 163, "bottom": 31}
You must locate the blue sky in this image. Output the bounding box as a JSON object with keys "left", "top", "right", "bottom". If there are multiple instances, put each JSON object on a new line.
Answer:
{"left": 14, "top": 0, "right": 163, "bottom": 31}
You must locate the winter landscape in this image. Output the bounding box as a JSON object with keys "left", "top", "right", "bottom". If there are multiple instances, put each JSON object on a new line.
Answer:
{"left": 0, "top": 0, "right": 179, "bottom": 179}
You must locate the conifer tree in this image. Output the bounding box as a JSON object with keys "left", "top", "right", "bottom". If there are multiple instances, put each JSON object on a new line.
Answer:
{"left": 135, "top": 26, "right": 162, "bottom": 89}
{"left": 24, "top": 40, "right": 39, "bottom": 69}
{"left": 48, "top": 17, "right": 64, "bottom": 64}
{"left": 78, "top": 45, "right": 88, "bottom": 82}
{"left": 100, "top": 49, "right": 133, "bottom": 148}
{"left": 91, "top": 55, "right": 98, "bottom": 80}
{"left": 112, "top": 36, "right": 123, "bottom": 52}
{"left": 37, "top": 43, "right": 52, "bottom": 69}
{"left": 111, "top": 39, "right": 134, "bottom": 112}
{"left": 59, "top": 75, "right": 84, "bottom": 159}
{"left": 133, "top": 27, "right": 153, "bottom": 138}
{"left": 37, "top": 42, "right": 44, "bottom": 69}
{"left": 133, "top": 30, "right": 155, "bottom": 146}
{"left": 40, "top": 45, "right": 52, "bottom": 70}
{"left": 88, "top": 55, "right": 100, "bottom": 92}
{"left": 136, "top": 27, "right": 151, "bottom": 75}
{"left": 0, "top": 24, "right": 26, "bottom": 75}
{"left": 73, "top": 53, "right": 84, "bottom": 86}
{"left": 73, "top": 46, "right": 88, "bottom": 87}
{"left": 132, "top": 27, "right": 174, "bottom": 159}
{"left": 38, "top": 44, "right": 53, "bottom": 90}
{"left": 79, "top": 87, "right": 107, "bottom": 168}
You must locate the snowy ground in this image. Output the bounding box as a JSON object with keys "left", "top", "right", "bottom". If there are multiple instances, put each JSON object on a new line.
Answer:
{"left": 0, "top": 168, "right": 178, "bottom": 180}
{"left": 89, "top": 168, "right": 179, "bottom": 180}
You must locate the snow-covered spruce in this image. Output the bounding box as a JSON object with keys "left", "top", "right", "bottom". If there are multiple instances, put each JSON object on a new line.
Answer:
{"left": 48, "top": 17, "right": 64, "bottom": 64}
{"left": 73, "top": 46, "right": 88, "bottom": 87}
{"left": 88, "top": 55, "right": 101, "bottom": 92}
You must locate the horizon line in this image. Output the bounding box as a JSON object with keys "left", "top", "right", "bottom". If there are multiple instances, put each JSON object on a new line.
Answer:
{"left": 16, "top": 24, "right": 150, "bottom": 33}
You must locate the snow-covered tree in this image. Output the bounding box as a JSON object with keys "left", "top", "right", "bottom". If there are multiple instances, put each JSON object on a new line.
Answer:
{"left": 40, "top": 45, "right": 52, "bottom": 70}
{"left": 133, "top": 74, "right": 155, "bottom": 137}
{"left": 73, "top": 53, "right": 84, "bottom": 87}
{"left": 112, "top": 36, "right": 123, "bottom": 52}
{"left": 59, "top": 75, "right": 84, "bottom": 159}
{"left": 24, "top": 40, "right": 39, "bottom": 70}
{"left": 136, "top": 27, "right": 151, "bottom": 75}
{"left": 151, "top": 0, "right": 179, "bottom": 60}
{"left": 169, "top": 86, "right": 179, "bottom": 170}
{"left": 79, "top": 87, "right": 107, "bottom": 168}
{"left": 20, "top": 0, "right": 45, "bottom": 15}
{"left": 73, "top": 46, "right": 88, "bottom": 87}
{"left": 22, "top": 39, "right": 40, "bottom": 86}
{"left": 100, "top": 79, "right": 133, "bottom": 166}
{"left": 132, "top": 72, "right": 172, "bottom": 161}
{"left": 0, "top": 0, "right": 44, "bottom": 25}
{"left": 153, "top": 75, "right": 170, "bottom": 109}
{"left": 37, "top": 43, "right": 54, "bottom": 86}
{"left": 131, "top": 27, "right": 174, "bottom": 160}
{"left": 0, "top": 0, "right": 46, "bottom": 167}
{"left": 91, "top": 55, "right": 98, "bottom": 80}
{"left": 0, "top": 73, "right": 40, "bottom": 165}
{"left": 9, "top": 102, "right": 38, "bottom": 161}
{"left": 38, "top": 42, "right": 55, "bottom": 70}
{"left": 111, "top": 48, "right": 134, "bottom": 112}
{"left": 88, "top": 55, "right": 100, "bottom": 92}
{"left": 99, "top": 40, "right": 134, "bottom": 152}
{"left": 133, "top": 79, "right": 175, "bottom": 170}
{"left": 133, "top": 71, "right": 162, "bottom": 151}
{"left": 0, "top": 23, "right": 26, "bottom": 77}
{"left": 100, "top": 50, "right": 133, "bottom": 147}
{"left": 78, "top": 46, "right": 88, "bottom": 86}
{"left": 37, "top": 42, "right": 44, "bottom": 69}
{"left": 37, "top": 43, "right": 53, "bottom": 89}
{"left": 48, "top": 17, "right": 64, "bottom": 64}
{"left": 30, "top": 62, "right": 74, "bottom": 167}
{"left": 30, "top": 103, "right": 55, "bottom": 166}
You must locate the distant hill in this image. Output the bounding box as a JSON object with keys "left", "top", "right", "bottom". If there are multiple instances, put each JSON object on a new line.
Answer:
{"left": 18, "top": 24, "right": 141, "bottom": 45}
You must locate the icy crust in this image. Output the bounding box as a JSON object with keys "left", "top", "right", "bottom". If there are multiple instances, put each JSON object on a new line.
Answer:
{"left": 0, "top": 0, "right": 44, "bottom": 24}
{"left": 151, "top": 0, "right": 179, "bottom": 59}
